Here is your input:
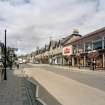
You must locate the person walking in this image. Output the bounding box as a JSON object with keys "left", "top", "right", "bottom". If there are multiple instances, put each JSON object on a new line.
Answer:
{"left": 9, "top": 61, "right": 13, "bottom": 70}
{"left": 68, "top": 59, "right": 71, "bottom": 68}
{"left": 16, "top": 62, "right": 19, "bottom": 69}
{"left": 92, "top": 59, "right": 96, "bottom": 70}
{"left": 17, "top": 63, "right": 19, "bottom": 69}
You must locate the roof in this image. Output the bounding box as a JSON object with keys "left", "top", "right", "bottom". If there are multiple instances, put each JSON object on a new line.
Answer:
{"left": 49, "top": 40, "right": 57, "bottom": 49}
{"left": 62, "top": 33, "right": 82, "bottom": 46}
{"left": 45, "top": 45, "right": 49, "bottom": 51}
{"left": 71, "top": 27, "right": 105, "bottom": 44}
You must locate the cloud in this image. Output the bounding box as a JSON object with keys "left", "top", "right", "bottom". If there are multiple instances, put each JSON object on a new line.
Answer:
{"left": 0, "top": 0, "right": 31, "bottom": 6}
{"left": 0, "top": 0, "right": 105, "bottom": 55}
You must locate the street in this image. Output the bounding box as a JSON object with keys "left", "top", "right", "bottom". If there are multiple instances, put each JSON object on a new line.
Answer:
{"left": 23, "top": 63, "right": 105, "bottom": 105}
{"left": 23, "top": 64, "right": 105, "bottom": 92}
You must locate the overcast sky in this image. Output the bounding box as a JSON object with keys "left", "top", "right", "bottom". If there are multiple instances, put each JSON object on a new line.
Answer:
{"left": 0, "top": 0, "right": 105, "bottom": 55}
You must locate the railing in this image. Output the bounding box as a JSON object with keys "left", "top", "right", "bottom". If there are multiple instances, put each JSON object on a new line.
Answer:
{"left": 22, "top": 77, "right": 43, "bottom": 105}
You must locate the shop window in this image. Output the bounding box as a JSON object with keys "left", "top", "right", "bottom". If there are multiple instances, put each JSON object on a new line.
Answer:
{"left": 78, "top": 44, "right": 84, "bottom": 53}
{"left": 93, "top": 40, "right": 102, "bottom": 50}
{"left": 73, "top": 45, "right": 78, "bottom": 54}
{"left": 85, "top": 42, "right": 92, "bottom": 52}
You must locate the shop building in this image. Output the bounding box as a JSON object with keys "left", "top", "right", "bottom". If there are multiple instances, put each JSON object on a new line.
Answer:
{"left": 48, "top": 40, "right": 63, "bottom": 65}
{"left": 62, "top": 30, "right": 82, "bottom": 65}
{"left": 71, "top": 27, "right": 105, "bottom": 69}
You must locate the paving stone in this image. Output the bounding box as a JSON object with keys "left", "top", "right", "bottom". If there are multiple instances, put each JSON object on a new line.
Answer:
{"left": 0, "top": 70, "right": 29, "bottom": 105}
{"left": 0, "top": 69, "right": 43, "bottom": 105}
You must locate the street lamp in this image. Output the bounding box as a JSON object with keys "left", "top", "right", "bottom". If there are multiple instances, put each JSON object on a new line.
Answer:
{"left": 4, "top": 29, "right": 7, "bottom": 80}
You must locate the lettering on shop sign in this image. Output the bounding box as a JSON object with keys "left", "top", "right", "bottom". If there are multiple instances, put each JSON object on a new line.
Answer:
{"left": 64, "top": 47, "right": 70, "bottom": 54}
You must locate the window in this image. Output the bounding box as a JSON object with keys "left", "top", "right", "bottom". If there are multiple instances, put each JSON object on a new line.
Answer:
{"left": 73, "top": 45, "right": 78, "bottom": 54}
{"left": 85, "top": 42, "right": 92, "bottom": 52}
{"left": 93, "top": 40, "right": 102, "bottom": 50}
{"left": 78, "top": 44, "right": 84, "bottom": 53}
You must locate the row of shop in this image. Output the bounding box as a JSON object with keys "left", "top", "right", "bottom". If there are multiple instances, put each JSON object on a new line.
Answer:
{"left": 64, "top": 27, "right": 105, "bottom": 69}
{"left": 32, "top": 27, "right": 105, "bottom": 70}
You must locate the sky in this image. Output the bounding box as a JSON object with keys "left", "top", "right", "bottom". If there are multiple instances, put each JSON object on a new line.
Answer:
{"left": 0, "top": 0, "right": 105, "bottom": 55}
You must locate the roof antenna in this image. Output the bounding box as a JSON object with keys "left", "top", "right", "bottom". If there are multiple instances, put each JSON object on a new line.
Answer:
{"left": 73, "top": 28, "right": 79, "bottom": 34}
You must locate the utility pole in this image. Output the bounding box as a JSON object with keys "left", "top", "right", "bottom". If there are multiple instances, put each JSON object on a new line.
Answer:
{"left": 4, "top": 29, "right": 7, "bottom": 80}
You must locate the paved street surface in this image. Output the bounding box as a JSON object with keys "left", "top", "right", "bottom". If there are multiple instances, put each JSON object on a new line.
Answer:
{"left": 27, "top": 64, "right": 105, "bottom": 92}
{"left": 23, "top": 64, "right": 105, "bottom": 105}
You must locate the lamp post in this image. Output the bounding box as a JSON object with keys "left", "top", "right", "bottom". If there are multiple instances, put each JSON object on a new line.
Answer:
{"left": 4, "top": 29, "right": 7, "bottom": 80}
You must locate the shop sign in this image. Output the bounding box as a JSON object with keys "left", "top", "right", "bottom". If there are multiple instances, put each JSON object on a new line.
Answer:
{"left": 63, "top": 46, "right": 72, "bottom": 56}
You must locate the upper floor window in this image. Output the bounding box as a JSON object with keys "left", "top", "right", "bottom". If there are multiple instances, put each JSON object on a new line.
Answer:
{"left": 93, "top": 40, "right": 102, "bottom": 50}
{"left": 85, "top": 42, "right": 92, "bottom": 52}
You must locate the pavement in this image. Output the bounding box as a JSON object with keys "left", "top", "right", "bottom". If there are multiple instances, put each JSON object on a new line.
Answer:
{"left": 0, "top": 69, "right": 24, "bottom": 105}
{"left": 23, "top": 65, "right": 105, "bottom": 105}
{"left": 0, "top": 68, "right": 42, "bottom": 105}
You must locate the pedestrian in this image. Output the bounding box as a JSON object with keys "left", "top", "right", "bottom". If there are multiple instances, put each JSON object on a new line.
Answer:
{"left": 17, "top": 62, "right": 19, "bottom": 69}
{"left": 68, "top": 59, "right": 71, "bottom": 68}
{"left": 78, "top": 63, "right": 81, "bottom": 69}
{"left": 93, "top": 59, "right": 96, "bottom": 70}
{"left": 92, "top": 59, "right": 96, "bottom": 70}
{"left": 9, "top": 61, "right": 13, "bottom": 70}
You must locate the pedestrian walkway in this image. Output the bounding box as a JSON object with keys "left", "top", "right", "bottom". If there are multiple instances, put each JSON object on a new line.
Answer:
{"left": 0, "top": 69, "right": 43, "bottom": 105}
{"left": 0, "top": 69, "right": 23, "bottom": 105}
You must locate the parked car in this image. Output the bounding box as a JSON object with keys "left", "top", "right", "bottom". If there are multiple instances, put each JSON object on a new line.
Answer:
{"left": 32, "top": 61, "right": 39, "bottom": 64}
{"left": 19, "top": 61, "right": 23, "bottom": 64}
{"left": 23, "top": 59, "right": 27, "bottom": 64}
{"left": 35, "top": 61, "right": 39, "bottom": 64}
{"left": 18, "top": 58, "right": 24, "bottom": 64}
